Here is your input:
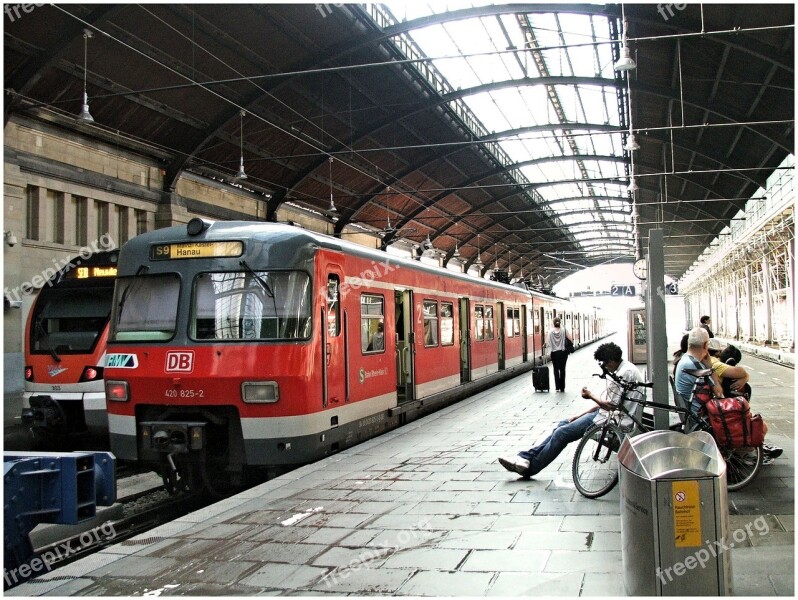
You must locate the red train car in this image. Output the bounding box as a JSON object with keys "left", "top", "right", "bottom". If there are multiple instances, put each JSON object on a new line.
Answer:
{"left": 104, "top": 220, "right": 600, "bottom": 492}
{"left": 22, "top": 250, "right": 118, "bottom": 440}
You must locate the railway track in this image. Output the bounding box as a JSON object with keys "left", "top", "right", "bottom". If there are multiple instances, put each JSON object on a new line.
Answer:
{"left": 8, "top": 471, "right": 223, "bottom": 589}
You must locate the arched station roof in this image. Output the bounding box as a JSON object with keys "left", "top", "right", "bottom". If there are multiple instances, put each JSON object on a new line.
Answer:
{"left": 4, "top": 3, "right": 793, "bottom": 286}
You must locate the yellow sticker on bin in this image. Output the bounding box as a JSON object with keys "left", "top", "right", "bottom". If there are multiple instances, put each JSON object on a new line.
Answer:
{"left": 672, "top": 480, "right": 702, "bottom": 547}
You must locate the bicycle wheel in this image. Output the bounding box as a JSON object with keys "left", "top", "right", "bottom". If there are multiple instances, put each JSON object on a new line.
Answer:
{"left": 572, "top": 422, "right": 622, "bottom": 499}
{"left": 722, "top": 445, "right": 763, "bottom": 491}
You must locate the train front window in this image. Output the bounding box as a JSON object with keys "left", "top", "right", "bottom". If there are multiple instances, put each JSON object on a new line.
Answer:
{"left": 112, "top": 274, "right": 180, "bottom": 341}
{"left": 191, "top": 270, "right": 311, "bottom": 341}
{"left": 31, "top": 288, "right": 113, "bottom": 354}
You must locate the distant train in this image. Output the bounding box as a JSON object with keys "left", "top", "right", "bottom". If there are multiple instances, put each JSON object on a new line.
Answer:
{"left": 22, "top": 250, "right": 118, "bottom": 440}
{"left": 104, "top": 220, "right": 609, "bottom": 492}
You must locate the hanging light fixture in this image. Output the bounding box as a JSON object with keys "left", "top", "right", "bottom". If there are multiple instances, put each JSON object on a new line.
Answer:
{"left": 236, "top": 110, "right": 247, "bottom": 180}
{"left": 423, "top": 234, "right": 434, "bottom": 251}
{"left": 326, "top": 156, "right": 338, "bottom": 221}
{"left": 453, "top": 242, "right": 461, "bottom": 258}
{"left": 613, "top": 17, "right": 636, "bottom": 72}
{"left": 627, "top": 178, "right": 639, "bottom": 193}
{"left": 614, "top": 45, "right": 636, "bottom": 72}
{"left": 624, "top": 134, "right": 640, "bottom": 151}
{"left": 475, "top": 234, "right": 483, "bottom": 266}
{"left": 77, "top": 29, "right": 94, "bottom": 122}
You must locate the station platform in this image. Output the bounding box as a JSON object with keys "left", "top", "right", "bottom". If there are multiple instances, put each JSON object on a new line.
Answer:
{"left": 8, "top": 333, "right": 794, "bottom": 596}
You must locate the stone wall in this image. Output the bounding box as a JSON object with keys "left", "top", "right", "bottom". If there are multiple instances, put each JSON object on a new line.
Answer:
{"left": 3, "top": 116, "right": 378, "bottom": 393}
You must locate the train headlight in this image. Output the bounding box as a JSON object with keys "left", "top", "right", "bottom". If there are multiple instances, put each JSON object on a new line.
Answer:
{"left": 24, "top": 366, "right": 33, "bottom": 382}
{"left": 241, "top": 381, "right": 279, "bottom": 403}
{"left": 106, "top": 380, "right": 129, "bottom": 402}
{"left": 80, "top": 366, "right": 104, "bottom": 382}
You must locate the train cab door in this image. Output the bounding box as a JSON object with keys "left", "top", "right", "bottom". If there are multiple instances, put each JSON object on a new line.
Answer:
{"left": 395, "top": 289, "right": 415, "bottom": 403}
{"left": 459, "top": 298, "right": 471, "bottom": 383}
{"left": 539, "top": 307, "right": 546, "bottom": 361}
{"left": 497, "top": 302, "right": 505, "bottom": 370}
{"left": 323, "top": 270, "right": 347, "bottom": 408}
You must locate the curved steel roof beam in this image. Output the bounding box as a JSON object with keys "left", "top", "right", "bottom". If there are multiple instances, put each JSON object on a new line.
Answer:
{"left": 272, "top": 75, "right": 617, "bottom": 219}
{"left": 337, "top": 123, "right": 625, "bottom": 232}
{"left": 627, "top": 12, "right": 794, "bottom": 74}
{"left": 373, "top": 154, "right": 625, "bottom": 243}
{"left": 374, "top": 4, "right": 789, "bottom": 78}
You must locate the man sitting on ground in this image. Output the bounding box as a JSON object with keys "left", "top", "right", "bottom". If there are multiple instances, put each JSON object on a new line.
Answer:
{"left": 498, "top": 342, "right": 643, "bottom": 478}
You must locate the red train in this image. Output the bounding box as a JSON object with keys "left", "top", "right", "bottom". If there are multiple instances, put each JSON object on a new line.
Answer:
{"left": 104, "top": 220, "right": 608, "bottom": 492}
{"left": 22, "top": 250, "right": 118, "bottom": 441}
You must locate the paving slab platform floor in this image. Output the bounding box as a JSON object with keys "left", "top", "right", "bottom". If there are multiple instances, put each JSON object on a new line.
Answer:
{"left": 7, "top": 333, "right": 794, "bottom": 596}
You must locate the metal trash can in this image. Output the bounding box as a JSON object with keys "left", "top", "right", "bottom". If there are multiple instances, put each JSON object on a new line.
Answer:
{"left": 618, "top": 430, "right": 731, "bottom": 596}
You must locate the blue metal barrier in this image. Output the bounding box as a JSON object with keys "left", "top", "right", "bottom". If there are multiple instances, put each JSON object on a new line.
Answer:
{"left": 3, "top": 451, "right": 116, "bottom": 583}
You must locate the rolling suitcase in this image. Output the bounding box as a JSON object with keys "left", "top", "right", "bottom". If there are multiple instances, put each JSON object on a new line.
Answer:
{"left": 532, "top": 365, "right": 550, "bottom": 392}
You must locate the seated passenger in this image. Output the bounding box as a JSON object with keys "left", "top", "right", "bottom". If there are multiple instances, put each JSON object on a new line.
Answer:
{"left": 497, "top": 342, "right": 643, "bottom": 478}
{"left": 675, "top": 328, "right": 781, "bottom": 462}
{"left": 707, "top": 338, "right": 749, "bottom": 397}
{"left": 674, "top": 328, "right": 723, "bottom": 416}
{"left": 709, "top": 339, "right": 781, "bottom": 461}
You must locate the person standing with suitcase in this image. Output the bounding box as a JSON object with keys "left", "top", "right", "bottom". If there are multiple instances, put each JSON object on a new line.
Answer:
{"left": 547, "top": 318, "right": 572, "bottom": 392}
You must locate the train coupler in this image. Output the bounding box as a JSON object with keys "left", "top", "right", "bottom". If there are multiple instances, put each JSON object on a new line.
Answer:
{"left": 21, "top": 396, "right": 66, "bottom": 431}
{"left": 140, "top": 421, "right": 206, "bottom": 453}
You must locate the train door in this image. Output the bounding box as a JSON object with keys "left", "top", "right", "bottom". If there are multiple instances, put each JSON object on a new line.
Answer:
{"left": 521, "top": 304, "right": 528, "bottom": 362}
{"left": 323, "top": 270, "right": 347, "bottom": 407}
{"left": 539, "top": 307, "right": 545, "bottom": 360}
{"left": 395, "top": 289, "right": 415, "bottom": 403}
{"left": 459, "top": 298, "right": 471, "bottom": 383}
{"left": 497, "top": 302, "right": 505, "bottom": 370}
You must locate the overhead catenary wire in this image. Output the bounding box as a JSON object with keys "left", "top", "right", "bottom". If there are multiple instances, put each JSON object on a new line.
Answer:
{"left": 38, "top": 5, "right": 788, "bottom": 279}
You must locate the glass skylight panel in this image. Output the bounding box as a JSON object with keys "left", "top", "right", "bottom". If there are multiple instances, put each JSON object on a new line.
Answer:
{"left": 456, "top": 93, "right": 510, "bottom": 133}
{"left": 377, "top": 3, "right": 631, "bottom": 262}
{"left": 410, "top": 24, "right": 459, "bottom": 57}
{"left": 542, "top": 182, "right": 587, "bottom": 200}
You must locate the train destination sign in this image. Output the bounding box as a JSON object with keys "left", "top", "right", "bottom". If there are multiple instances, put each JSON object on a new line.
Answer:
{"left": 150, "top": 241, "right": 244, "bottom": 260}
{"left": 68, "top": 266, "right": 118, "bottom": 279}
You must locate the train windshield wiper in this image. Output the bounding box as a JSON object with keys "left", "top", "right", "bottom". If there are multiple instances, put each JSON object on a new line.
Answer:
{"left": 35, "top": 317, "right": 60, "bottom": 363}
{"left": 117, "top": 265, "right": 149, "bottom": 317}
{"left": 239, "top": 260, "right": 275, "bottom": 298}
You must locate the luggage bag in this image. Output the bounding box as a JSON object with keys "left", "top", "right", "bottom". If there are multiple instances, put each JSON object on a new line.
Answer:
{"left": 532, "top": 365, "right": 550, "bottom": 392}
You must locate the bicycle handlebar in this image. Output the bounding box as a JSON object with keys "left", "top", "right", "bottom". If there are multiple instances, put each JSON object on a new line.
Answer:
{"left": 593, "top": 367, "right": 653, "bottom": 389}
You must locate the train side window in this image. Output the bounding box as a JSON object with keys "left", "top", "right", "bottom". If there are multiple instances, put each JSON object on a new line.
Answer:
{"left": 533, "top": 308, "right": 539, "bottom": 334}
{"left": 440, "top": 302, "right": 454, "bottom": 346}
{"left": 361, "top": 294, "right": 384, "bottom": 353}
{"left": 423, "top": 300, "right": 438, "bottom": 347}
{"left": 474, "top": 305, "right": 485, "bottom": 341}
{"left": 327, "top": 275, "right": 340, "bottom": 337}
{"left": 506, "top": 307, "right": 520, "bottom": 337}
{"left": 484, "top": 305, "right": 494, "bottom": 340}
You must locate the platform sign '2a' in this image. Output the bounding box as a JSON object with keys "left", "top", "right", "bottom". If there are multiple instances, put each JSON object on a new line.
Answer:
{"left": 610, "top": 285, "right": 636, "bottom": 297}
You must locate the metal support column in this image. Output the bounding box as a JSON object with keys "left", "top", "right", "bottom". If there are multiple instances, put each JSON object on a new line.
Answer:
{"left": 646, "top": 229, "right": 668, "bottom": 429}
{"left": 761, "top": 255, "right": 773, "bottom": 343}
{"left": 745, "top": 264, "right": 754, "bottom": 341}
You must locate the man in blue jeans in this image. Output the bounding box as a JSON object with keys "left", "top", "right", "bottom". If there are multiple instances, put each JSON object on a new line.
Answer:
{"left": 499, "top": 342, "right": 643, "bottom": 478}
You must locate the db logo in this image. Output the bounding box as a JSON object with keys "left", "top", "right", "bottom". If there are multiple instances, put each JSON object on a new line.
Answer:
{"left": 165, "top": 351, "right": 194, "bottom": 373}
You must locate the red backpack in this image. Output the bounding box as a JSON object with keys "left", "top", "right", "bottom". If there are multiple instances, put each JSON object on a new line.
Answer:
{"left": 705, "top": 397, "right": 765, "bottom": 449}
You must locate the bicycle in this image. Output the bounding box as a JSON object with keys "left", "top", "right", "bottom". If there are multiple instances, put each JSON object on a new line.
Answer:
{"left": 571, "top": 367, "right": 762, "bottom": 499}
